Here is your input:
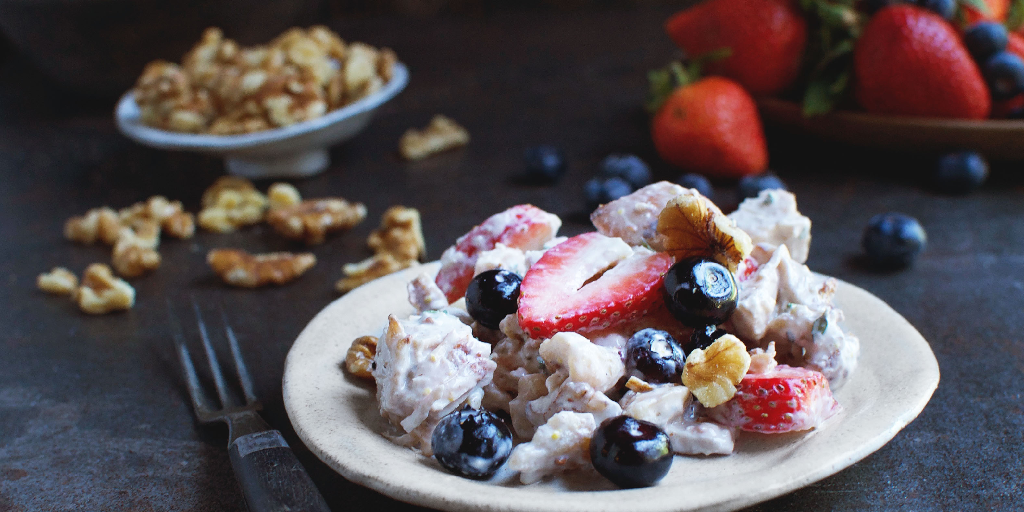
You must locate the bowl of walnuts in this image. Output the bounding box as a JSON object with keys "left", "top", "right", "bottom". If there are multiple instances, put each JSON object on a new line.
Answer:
{"left": 115, "top": 26, "right": 408, "bottom": 179}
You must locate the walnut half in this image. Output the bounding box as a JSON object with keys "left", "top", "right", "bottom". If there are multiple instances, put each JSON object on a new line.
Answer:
{"left": 73, "top": 263, "right": 136, "bottom": 314}
{"left": 207, "top": 248, "right": 316, "bottom": 288}
{"left": 266, "top": 198, "right": 367, "bottom": 245}
{"left": 345, "top": 335, "right": 377, "bottom": 379}
{"left": 399, "top": 115, "right": 470, "bottom": 160}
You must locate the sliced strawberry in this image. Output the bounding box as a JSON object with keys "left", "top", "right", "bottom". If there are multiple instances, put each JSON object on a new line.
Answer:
{"left": 435, "top": 204, "right": 561, "bottom": 302}
{"left": 518, "top": 232, "right": 675, "bottom": 339}
{"left": 708, "top": 364, "right": 841, "bottom": 433}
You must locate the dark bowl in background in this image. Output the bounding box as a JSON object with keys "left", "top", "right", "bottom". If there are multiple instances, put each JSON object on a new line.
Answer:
{"left": 0, "top": 0, "right": 323, "bottom": 98}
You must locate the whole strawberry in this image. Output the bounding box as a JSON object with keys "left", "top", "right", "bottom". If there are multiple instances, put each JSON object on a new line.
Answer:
{"left": 854, "top": 5, "right": 990, "bottom": 119}
{"left": 963, "top": 0, "right": 1009, "bottom": 25}
{"left": 651, "top": 75, "right": 768, "bottom": 178}
{"left": 665, "top": 0, "right": 807, "bottom": 96}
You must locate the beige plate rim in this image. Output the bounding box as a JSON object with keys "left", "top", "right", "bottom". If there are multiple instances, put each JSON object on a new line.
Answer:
{"left": 283, "top": 261, "right": 940, "bottom": 512}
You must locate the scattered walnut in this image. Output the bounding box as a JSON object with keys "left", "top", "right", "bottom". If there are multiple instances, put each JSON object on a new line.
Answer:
{"left": 133, "top": 26, "right": 398, "bottom": 134}
{"left": 65, "top": 207, "right": 122, "bottom": 245}
{"left": 367, "top": 206, "right": 425, "bottom": 262}
{"left": 112, "top": 221, "right": 162, "bottom": 278}
{"left": 37, "top": 267, "right": 79, "bottom": 295}
{"left": 119, "top": 196, "right": 195, "bottom": 239}
{"left": 267, "top": 182, "right": 302, "bottom": 209}
{"left": 266, "top": 198, "right": 367, "bottom": 244}
{"left": 624, "top": 376, "right": 654, "bottom": 393}
{"left": 345, "top": 335, "right": 378, "bottom": 379}
{"left": 198, "top": 177, "right": 268, "bottom": 233}
{"left": 207, "top": 248, "right": 316, "bottom": 287}
{"left": 399, "top": 115, "right": 470, "bottom": 160}
{"left": 335, "top": 252, "right": 416, "bottom": 293}
{"left": 73, "top": 263, "right": 136, "bottom": 314}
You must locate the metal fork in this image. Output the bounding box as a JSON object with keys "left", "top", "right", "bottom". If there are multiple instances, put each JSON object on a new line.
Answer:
{"left": 170, "top": 301, "right": 330, "bottom": 512}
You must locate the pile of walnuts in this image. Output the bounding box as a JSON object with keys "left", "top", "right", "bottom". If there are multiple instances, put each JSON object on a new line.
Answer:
{"left": 133, "top": 26, "right": 397, "bottom": 135}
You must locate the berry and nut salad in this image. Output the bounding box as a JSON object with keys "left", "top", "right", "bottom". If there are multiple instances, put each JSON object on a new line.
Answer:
{"left": 344, "top": 182, "right": 859, "bottom": 488}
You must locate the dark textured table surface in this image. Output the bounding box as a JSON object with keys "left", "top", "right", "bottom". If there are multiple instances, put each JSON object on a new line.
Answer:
{"left": 2, "top": 4, "right": 1023, "bottom": 512}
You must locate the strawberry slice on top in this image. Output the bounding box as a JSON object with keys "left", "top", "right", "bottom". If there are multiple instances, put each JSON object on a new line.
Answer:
{"left": 518, "top": 232, "right": 674, "bottom": 339}
{"left": 435, "top": 204, "right": 561, "bottom": 303}
{"left": 708, "top": 364, "right": 841, "bottom": 433}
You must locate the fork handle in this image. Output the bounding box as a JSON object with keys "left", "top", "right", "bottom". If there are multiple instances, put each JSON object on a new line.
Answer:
{"left": 228, "top": 430, "right": 331, "bottom": 512}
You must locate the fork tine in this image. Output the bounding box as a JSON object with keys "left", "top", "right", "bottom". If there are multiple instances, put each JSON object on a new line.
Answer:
{"left": 168, "top": 300, "right": 214, "bottom": 417}
{"left": 193, "top": 299, "right": 235, "bottom": 408}
{"left": 221, "top": 308, "right": 258, "bottom": 405}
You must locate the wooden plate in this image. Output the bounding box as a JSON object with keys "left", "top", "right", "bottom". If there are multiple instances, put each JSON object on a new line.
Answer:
{"left": 283, "top": 262, "right": 940, "bottom": 512}
{"left": 758, "top": 97, "right": 1024, "bottom": 159}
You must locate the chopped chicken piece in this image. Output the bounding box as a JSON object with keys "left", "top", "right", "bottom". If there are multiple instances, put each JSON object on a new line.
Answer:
{"left": 620, "top": 386, "right": 737, "bottom": 456}
{"left": 518, "top": 371, "right": 622, "bottom": 439}
{"left": 372, "top": 312, "right": 496, "bottom": 454}
{"left": 539, "top": 332, "right": 624, "bottom": 393}
{"left": 729, "top": 190, "right": 812, "bottom": 263}
{"left": 748, "top": 341, "right": 778, "bottom": 374}
{"left": 728, "top": 244, "right": 859, "bottom": 387}
{"left": 590, "top": 181, "right": 690, "bottom": 249}
{"left": 507, "top": 411, "right": 597, "bottom": 484}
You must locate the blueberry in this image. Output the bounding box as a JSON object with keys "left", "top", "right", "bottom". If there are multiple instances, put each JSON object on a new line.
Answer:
{"left": 625, "top": 328, "right": 686, "bottom": 384}
{"left": 465, "top": 269, "right": 522, "bottom": 329}
{"left": 1008, "top": 105, "right": 1024, "bottom": 119}
{"left": 522, "top": 145, "right": 566, "bottom": 184}
{"left": 983, "top": 51, "right": 1024, "bottom": 101}
{"left": 935, "top": 151, "right": 988, "bottom": 194}
{"left": 431, "top": 405, "right": 513, "bottom": 479}
{"left": 599, "top": 154, "right": 652, "bottom": 190}
{"left": 584, "top": 176, "right": 633, "bottom": 211}
{"left": 675, "top": 173, "right": 715, "bottom": 199}
{"left": 862, "top": 213, "right": 927, "bottom": 269}
{"left": 964, "top": 22, "right": 1008, "bottom": 62}
{"left": 915, "top": 0, "right": 955, "bottom": 19}
{"left": 689, "top": 324, "right": 728, "bottom": 352}
{"left": 590, "top": 415, "right": 672, "bottom": 488}
{"left": 663, "top": 257, "right": 738, "bottom": 327}
{"left": 737, "top": 172, "right": 787, "bottom": 202}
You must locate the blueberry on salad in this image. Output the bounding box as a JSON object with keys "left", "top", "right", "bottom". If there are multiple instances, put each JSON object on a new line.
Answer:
{"left": 737, "top": 172, "right": 787, "bottom": 202}
{"left": 599, "top": 154, "right": 653, "bottom": 190}
{"left": 675, "top": 173, "right": 715, "bottom": 199}
{"left": 689, "top": 324, "right": 728, "bottom": 352}
{"left": 935, "top": 151, "right": 988, "bottom": 194}
{"left": 431, "top": 405, "right": 513, "bottom": 479}
{"left": 964, "top": 21, "right": 1008, "bottom": 62}
{"left": 466, "top": 269, "right": 522, "bottom": 329}
{"left": 625, "top": 328, "right": 687, "bottom": 384}
{"left": 522, "top": 145, "right": 567, "bottom": 184}
{"left": 862, "top": 213, "right": 927, "bottom": 269}
{"left": 982, "top": 51, "right": 1024, "bottom": 101}
{"left": 663, "top": 257, "right": 738, "bottom": 327}
{"left": 589, "top": 415, "right": 673, "bottom": 488}
{"left": 584, "top": 176, "right": 633, "bottom": 211}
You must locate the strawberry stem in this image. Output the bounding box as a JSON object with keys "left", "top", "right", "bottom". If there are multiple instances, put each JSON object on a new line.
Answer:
{"left": 646, "top": 48, "right": 731, "bottom": 113}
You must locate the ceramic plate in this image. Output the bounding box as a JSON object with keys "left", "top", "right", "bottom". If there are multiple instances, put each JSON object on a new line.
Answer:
{"left": 283, "top": 262, "right": 940, "bottom": 512}
{"left": 758, "top": 97, "right": 1024, "bottom": 159}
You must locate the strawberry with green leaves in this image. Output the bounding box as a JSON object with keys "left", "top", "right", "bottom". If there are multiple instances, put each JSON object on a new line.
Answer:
{"left": 665, "top": 0, "right": 808, "bottom": 96}
{"left": 648, "top": 60, "right": 768, "bottom": 178}
{"left": 854, "top": 5, "right": 991, "bottom": 118}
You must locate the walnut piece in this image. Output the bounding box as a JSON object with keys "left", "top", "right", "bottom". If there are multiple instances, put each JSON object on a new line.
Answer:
{"left": 657, "top": 193, "right": 753, "bottom": 272}
{"left": 267, "top": 182, "right": 302, "bottom": 209}
{"left": 345, "top": 335, "right": 378, "bottom": 379}
{"left": 65, "top": 207, "right": 122, "bottom": 245}
{"left": 682, "top": 334, "right": 751, "bottom": 408}
{"left": 119, "top": 196, "right": 195, "bottom": 239}
{"left": 399, "top": 115, "right": 470, "bottom": 160}
{"left": 207, "top": 248, "right": 316, "bottom": 288}
{"left": 367, "top": 206, "right": 425, "bottom": 261}
{"left": 37, "top": 267, "right": 79, "bottom": 295}
{"left": 133, "top": 26, "right": 397, "bottom": 135}
{"left": 112, "top": 220, "right": 162, "bottom": 278}
{"left": 73, "top": 263, "right": 136, "bottom": 314}
{"left": 335, "top": 252, "right": 415, "bottom": 293}
{"left": 198, "top": 177, "right": 269, "bottom": 233}
{"left": 266, "top": 198, "right": 367, "bottom": 244}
